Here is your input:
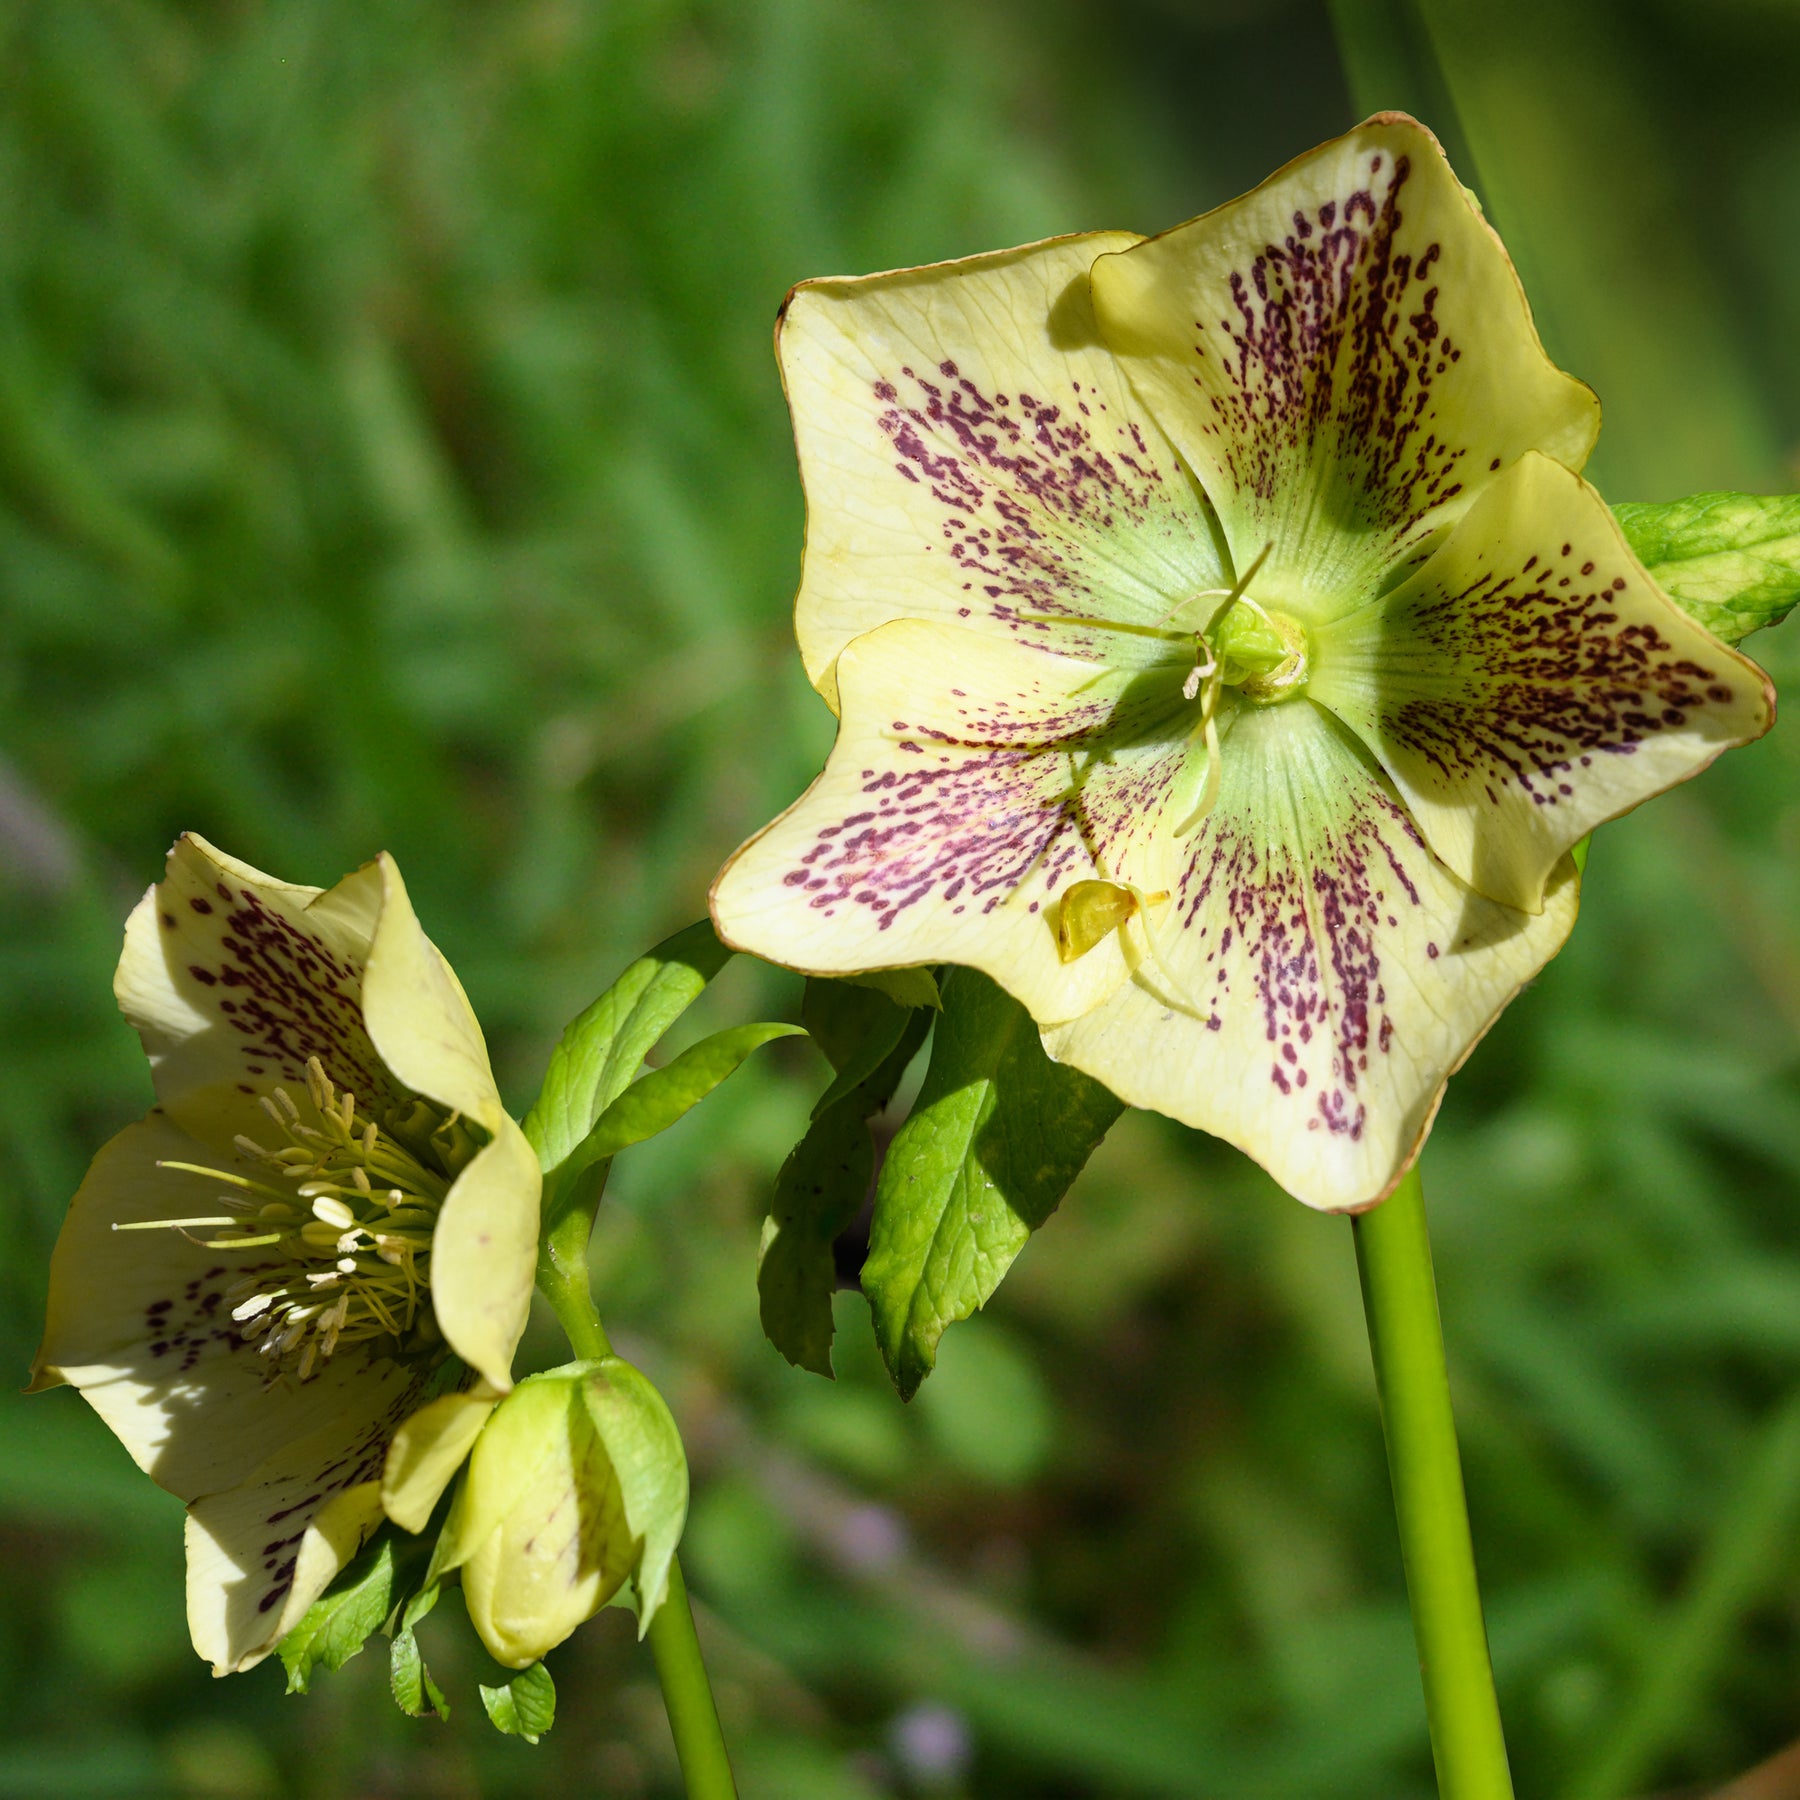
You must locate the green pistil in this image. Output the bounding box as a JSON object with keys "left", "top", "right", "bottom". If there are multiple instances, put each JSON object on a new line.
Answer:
{"left": 119, "top": 1055, "right": 464, "bottom": 1383}
{"left": 1216, "top": 602, "right": 1309, "bottom": 704}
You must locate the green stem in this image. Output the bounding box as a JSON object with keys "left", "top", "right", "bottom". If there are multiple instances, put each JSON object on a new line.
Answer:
{"left": 535, "top": 1161, "right": 614, "bottom": 1359}
{"left": 532, "top": 1160, "right": 735, "bottom": 1797}
{"left": 648, "top": 1557, "right": 739, "bottom": 1800}
{"left": 1354, "top": 1167, "right": 1514, "bottom": 1800}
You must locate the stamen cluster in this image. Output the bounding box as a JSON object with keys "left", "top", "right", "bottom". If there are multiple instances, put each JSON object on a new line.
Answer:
{"left": 128, "top": 1057, "right": 468, "bottom": 1382}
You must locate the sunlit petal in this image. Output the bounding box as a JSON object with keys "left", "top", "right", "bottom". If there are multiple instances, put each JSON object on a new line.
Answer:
{"left": 781, "top": 234, "right": 1228, "bottom": 706}
{"left": 1090, "top": 114, "right": 1598, "bottom": 620}
{"left": 1043, "top": 701, "right": 1580, "bottom": 1210}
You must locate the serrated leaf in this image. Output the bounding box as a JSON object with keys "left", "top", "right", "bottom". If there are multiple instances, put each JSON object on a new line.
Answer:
{"left": 479, "top": 1661, "right": 557, "bottom": 1743}
{"left": 279, "top": 1533, "right": 396, "bottom": 1694}
{"left": 759, "top": 985, "right": 931, "bottom": 1375}
{"left": 555, "top": 1020, "right": 804, "bottom": 1189}
{"left": 1613, "top": 492, "right": 1800, "bottom": 644}
{"left": 862, "top": 968, "right": 1121, "bottom": 1399}
{"left": 524, "top": 920, "right": 730, "bottom": 1178}
{"left": 389, "top": 1583, "right": 449, "bottom": 1721}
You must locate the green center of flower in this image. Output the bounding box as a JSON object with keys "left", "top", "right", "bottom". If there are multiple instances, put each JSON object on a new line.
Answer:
{"left": 120, "top": 1057, "right": 479, "bottom": 1383}
{"left": 1212, "top": 601, "right": 1310, "bottom": 705}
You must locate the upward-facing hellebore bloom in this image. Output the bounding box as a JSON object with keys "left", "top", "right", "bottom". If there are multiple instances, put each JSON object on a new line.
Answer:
{"left": 712, "top": 114, "right": 1774, "bottom": 1210}
{"left": 32, "top": 836, "right": 540, "bottom": 1673}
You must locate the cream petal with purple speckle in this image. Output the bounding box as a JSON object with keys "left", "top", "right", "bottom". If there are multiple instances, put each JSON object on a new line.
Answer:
{"left": 1310, "top": 453, "right": 1774, "bottom": 912}
{"left": 1042, "top": 702, "right": 1581, "bottom": 1210}
{"left": 1090, "top": 114, "right": 1599, "bottom": 620}
{"left": 184, "top": 1402, "right": 399, "bottom": 1673}
{"left": 32, "top": 1114, "right": 421, "bottom": 1496}
{"left": 779, "top": 233, "right": 1229, "bottom": 708}
{"left": 713, "top": 618, "right": 1198, "bottom": 1023}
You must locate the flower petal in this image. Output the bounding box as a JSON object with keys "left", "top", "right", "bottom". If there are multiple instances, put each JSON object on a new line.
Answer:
{"left": 114, "top": 834, "right": 401, "bottom": 1150}
{"left": 1310, "top": 453, "right": 1775, "bottom": 911}
{"left": 361, "top": 853, "right": 538, "bottom": 1389}
{"left": 1089, "top": 114, "right": 1598, "bottom": 619}
{"left": 429, "top": 1114, "right": 540, "bottom": 1392}
{"left": 361, "top": 852, "right": 506, "bottom": 1131}
{"left": 32, "top": 1112, "right": 421, "bottom": 1497}
{"left": 382, "top": 1380, "right": 502, "bottom": 1533}
{"left": 1042, "top": 701, "right": 1580, "bottom": 1211}
{"left": 780, "top": 234, "right": 1229, "bottom": 706}
{"left": 712, "top": 618, "right": 1199, "bottom": 1024}
{"left": 184, "top": 1410, "right": 402, "bottom": 1674}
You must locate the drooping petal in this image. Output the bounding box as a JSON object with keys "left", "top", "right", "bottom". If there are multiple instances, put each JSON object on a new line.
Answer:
{"left": 361, "top": 853, "right": 506, "bottom": 1132}
{"left": 1089, "top": 114, "right": 1599, "bottom": 620}
{"left": 712, "top": 618, "right": 1200, "bottom": 1025}
{"left": 1309, "top": 453, "right": 1775, "bottom": 911}
{"left": 31, "top": 1112, "right": 420, "bottom": 1498}
{"left": 1042, "top": 701, "right": 1580, "bottom": 1211}
{"left": 185, "top": 1400, "right": 409, "bottom": 1674}
{"left": 382, "top": 1380, "right": 502, "bottom": 1533}
{"left": 779, "top": 234, "right": 1229, "bottom": 706}
{"left": 114, "top": 835, "right": 401, "bottom": 1150}
{"left": 429, "top": 1114, "right": 540, "bottom": 1393}
{"left": 358, "top": 852, "right": 539, "bottom": 1388}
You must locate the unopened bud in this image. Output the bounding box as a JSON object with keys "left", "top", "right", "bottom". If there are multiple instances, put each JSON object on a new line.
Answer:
{"left": 430, "top": 1357, "right": 687, "bottom": 1668}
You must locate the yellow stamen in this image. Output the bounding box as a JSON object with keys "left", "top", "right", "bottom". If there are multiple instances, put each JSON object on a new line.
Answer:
{"left": 125, "top": 1055, "right": 459, "bottom": 1383}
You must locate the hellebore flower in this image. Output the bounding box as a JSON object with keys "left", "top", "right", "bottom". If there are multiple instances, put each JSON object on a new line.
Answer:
{"left": 431, "top": 1358, "right": 688, "bottom": 1668}
{"left": 712, "top": 114, "right": 1773, "bottom": 1210}
{"left": 32, "top": 836, "right": 540, "bottom": 1673}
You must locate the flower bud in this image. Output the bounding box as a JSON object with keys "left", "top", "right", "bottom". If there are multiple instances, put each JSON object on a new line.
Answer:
{"left": 431, "top": 1356, "right": 687, "bottom": 1668}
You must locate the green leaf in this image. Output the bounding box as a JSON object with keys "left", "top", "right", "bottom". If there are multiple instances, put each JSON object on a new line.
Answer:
{"left": 805, "top": 977, "right": 914, "bottom": 1116}
{"left": 278, "top": 1533, "right": 396, "bottom": 1694}
{"left": 1613, "top": 493, "right": 1800, "bottom": 644}
{"left": 759, "top": 982, "right": 931, "bottom": 1376}
{"left": 843, "top": 966, "right": 941, "bottom": 1010}
{"left": 556, "top": 1020, "right": 805, "bottom": 1188}
{"left": 862, "top": 968, "right": 1121, "bottom": 1399}
{"left": 388, "top": 1583, "right": 449, "bottom": 1721}
{"left": 479, "top": 1661, "right": 557, "bottom": 1744}
{"left": 524, "top": 920, "right": 730, "bottom": 1177}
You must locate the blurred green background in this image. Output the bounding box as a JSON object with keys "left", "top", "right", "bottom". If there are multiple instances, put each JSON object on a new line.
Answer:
{"left": 3, "top": 1, "right": 1800, "bottom": 1795}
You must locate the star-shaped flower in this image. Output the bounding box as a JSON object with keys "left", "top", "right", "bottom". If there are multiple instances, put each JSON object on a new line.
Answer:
{"left": 712, "top": 114, "right": 1773, "bottom": 1210}
{"left": 32, "top": 836, "right": 540, "bottom": 1673}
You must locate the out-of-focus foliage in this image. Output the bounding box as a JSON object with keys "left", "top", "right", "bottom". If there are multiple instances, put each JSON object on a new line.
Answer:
{"left": 2, "top": 1, "right": 1799, "bottom": 1796}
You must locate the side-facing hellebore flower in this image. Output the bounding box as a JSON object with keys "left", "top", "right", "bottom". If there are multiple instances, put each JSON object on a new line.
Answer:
{"left": 713, "top": 114, "right": 1773, "bottom": 1210}
{"left": 32, "top": 836, "right": 540, "bottom": 1673}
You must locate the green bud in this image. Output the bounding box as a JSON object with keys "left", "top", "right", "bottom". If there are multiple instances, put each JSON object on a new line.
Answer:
{"left": 430, "top": 1357, "right": 688, "bottom": 1668}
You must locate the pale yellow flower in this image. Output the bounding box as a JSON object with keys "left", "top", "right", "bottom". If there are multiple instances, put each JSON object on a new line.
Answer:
{"left": 712, "top": 115, "right": 1772, "bottom": 1210}
{"left": 32, "top": 835, "right": 539, "bottom": 1673}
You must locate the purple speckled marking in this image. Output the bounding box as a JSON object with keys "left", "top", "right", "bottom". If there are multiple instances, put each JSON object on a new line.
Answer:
{"left": 788, "top": 675, "right": 1187, "bottom": 931}
{"left": 1188, "top": 153, "right": 1468, "bottom": 565}
{"left": 158, "top": 855, "right": 395, "bottom": 1102}
{"left": 1373, "top": 543, "right": 1738, "bottom": 805}
{"left": 1174, "top": 757, "right": 1429, "bottom": 1139}
{"left": 872, "top": 358, "right": 1182, "bottom": 655}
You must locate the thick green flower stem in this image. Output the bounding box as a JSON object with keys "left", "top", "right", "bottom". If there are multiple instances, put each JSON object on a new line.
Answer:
{"left": 1353, "top": 1168, "right": 1514, "bottom": 1800}
{"left": 534, "top": 1164, "right": 738, "bottom": 1799}
{"left": 648, "top": 1558, "right": 738, "bottom": 1800}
